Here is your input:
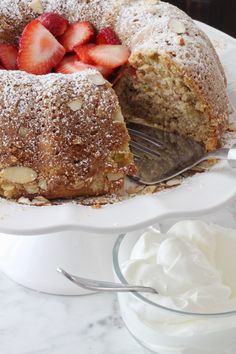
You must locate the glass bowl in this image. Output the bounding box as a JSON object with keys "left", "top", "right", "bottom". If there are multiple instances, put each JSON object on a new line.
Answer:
{"left": 112, "top": 208, "right": 236, "bottom": 354}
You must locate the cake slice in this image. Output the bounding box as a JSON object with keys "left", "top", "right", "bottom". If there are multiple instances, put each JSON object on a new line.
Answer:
{"left": 112, "top": 1, "right": 231, "bottom": 151}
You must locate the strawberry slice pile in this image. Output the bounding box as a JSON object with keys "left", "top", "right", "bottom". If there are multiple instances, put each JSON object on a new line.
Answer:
{"left": 0, "top": 13, "right": 130, "bottom": 79}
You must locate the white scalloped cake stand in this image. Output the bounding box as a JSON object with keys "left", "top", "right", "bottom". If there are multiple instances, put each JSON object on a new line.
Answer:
{"left": 0, "top": 22, "right": 235, "bottom": 295}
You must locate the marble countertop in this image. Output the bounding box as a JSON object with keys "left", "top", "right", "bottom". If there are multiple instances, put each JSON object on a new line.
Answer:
{"left": 0, "top": 272, "right": 147, "bottom": 354}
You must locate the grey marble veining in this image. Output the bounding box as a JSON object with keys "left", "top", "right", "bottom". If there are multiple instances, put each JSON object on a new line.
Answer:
{"left": 0, "top": 273, "right": 146, "bottom": 354}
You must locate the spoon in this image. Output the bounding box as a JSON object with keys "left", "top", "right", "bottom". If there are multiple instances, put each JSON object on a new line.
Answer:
{"left": 57, "top": 268, "right": 157, "bottom": 294}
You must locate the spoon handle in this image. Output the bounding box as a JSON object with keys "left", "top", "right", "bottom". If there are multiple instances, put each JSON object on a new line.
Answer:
{"left": 57, "top": 268, "right": 157, "bottom": 294}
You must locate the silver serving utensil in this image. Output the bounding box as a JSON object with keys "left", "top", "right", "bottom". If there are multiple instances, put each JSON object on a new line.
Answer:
{"left": 128, "top": 123, "right": 236, "bottom": 185}
{"left": 57, "top": 268, "right": 157, "bottom": 294}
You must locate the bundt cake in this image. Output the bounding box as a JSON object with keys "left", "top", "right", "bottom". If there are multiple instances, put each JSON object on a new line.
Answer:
{"left": 0, "top": 0, "right": 231, "bottom": 201}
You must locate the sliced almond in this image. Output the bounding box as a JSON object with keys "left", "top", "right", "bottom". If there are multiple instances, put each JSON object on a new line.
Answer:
{"left": 32, "top": 196, "right": 51, "bottom": 206}
{"left": 1, "top": 183, "right": 15, "bottom": 198}
{"left": 89, "top": 73, "right": 107, "bottom": 86}
{"left": 24, "top": 183, "right": 39, "bottom": 194}
{"left": 1, "top": 166, "right": 37, "bottom": 184}
{"left": 169, "top": 19, "right": 186, "bottom": 34}
{"left": 29, "top": 0, "right": 43, "bottom": 13}
{"left": 190, "top": 165, "right": 207, "bottom": 172}
{"left": 166, "top": 178, "right": 182, "bottom": 187}
{"left": 1, "top": 183, "right": 15, "bottom": 192}
{"left": 142, "top": 185, "right": 157, "bottom": 194}
{"left": 107, "top": 172, "right": 124, "bottom": 181}
{"left": 19, "top": 126, "right": 29, "bottom": 138}
{"left": 127, "top": 185, "right": 145, "bottom": 195}
{"left": 67, "top": 98, "right": 82, "bottom": 112}
{"left": 73, "top": 136, "right": 83, "bottom": 145}
{"left": 38, "top": 178, "right": 47, "bottom": 191}
{"left": 113, "top": 109, "right": 124, "bottom": 123}
{"left": 17, "top": 196, "right": 50, "bottom": 206}
{"left": 18, "top": 197, "right": 31, "bottom": 205}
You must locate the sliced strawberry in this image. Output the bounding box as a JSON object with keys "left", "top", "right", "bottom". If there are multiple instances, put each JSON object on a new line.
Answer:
{"left": 96, "top": 27, "right": 121, "bottom": 45}
{"left": 0, "top": 44, "right": 18, "bottom": 70}
{"left": 18, "top": 20, "right": 65, "bottom": 75}
{"left": 55, "top": 54, "right": 112, "bottom": 78}
{"left": 88, "top": 45, "right": 130, "bottom": 69}
{"left": 59, "top": 21, "right": 94, "bottom": 52}
{"left": 74, "top": 43, "right": 96, "bottom": 64}
{"left": 37, "top": 12, "right": 69, "bottom": 37}
{"left": 0, "top": 65, "right": 6, "bottom": 70}
{"left": 55, "top": 55, "right": 94, "bottom": 74}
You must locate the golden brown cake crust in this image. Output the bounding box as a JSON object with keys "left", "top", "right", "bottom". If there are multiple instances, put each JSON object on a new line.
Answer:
{"left": 0, "top": 70, "right": 133, "bottom": 199}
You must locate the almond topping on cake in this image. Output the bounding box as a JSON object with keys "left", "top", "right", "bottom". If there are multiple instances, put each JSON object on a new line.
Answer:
{"left": 88, "top": 73, "right": 107, "bottom": 86}
{"left": 113, "top": 109, "right": 124, "bottom": 122}
{"left": 168, "top": 19, "right": 186, "bottom": 34}
{"left": 29, "top": 0, "right": 43, "bottom": 14}
{"left": 67, "top": 98, "right": 83, "bottom": 111}
{"left": 1, "top": 167, "right": 37, "bottom": 184}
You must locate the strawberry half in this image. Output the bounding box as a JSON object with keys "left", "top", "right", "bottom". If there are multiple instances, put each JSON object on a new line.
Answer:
{"left": 88, "top": 45, "right": 131, "bottom": 69}
{"left": 37, "top": 12, "right": 69, "bottom": 37}
{"left": 0, "top": 44, "right": 18, "bottom": 70}
{"left": 18, "top": 20, "right": 65, "bottom": 75}
{"left": 74, "top": 43, "right": 96, "bottom": 64}
{"left": 59, "top": 21, "right": 94, "bottom": 52}
{"left": 96, "top": 27, "right": 121, "bottom": 45}
{"left": 55, "top": 55, "right": 94, "bottom": 74}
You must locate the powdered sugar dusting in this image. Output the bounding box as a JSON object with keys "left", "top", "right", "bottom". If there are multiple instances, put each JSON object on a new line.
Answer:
{"left": 0, "top": 0, "right": 114, "bottom": 43}
{"left": 0, "top": 0, "right": 231, "bottom": 203}
{"left": 111, "top": 1, "right": 230, "bottom": 122}
{"left": 0, "top": 69, "right": 132, "bottom": 198}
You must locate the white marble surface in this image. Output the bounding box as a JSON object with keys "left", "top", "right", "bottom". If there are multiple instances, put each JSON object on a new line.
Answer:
{"left": 0, "top": 272, "right": 147, "bottom": 354}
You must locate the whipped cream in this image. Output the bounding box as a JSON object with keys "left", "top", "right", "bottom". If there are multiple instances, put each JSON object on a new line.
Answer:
{"left": 122, "top": 220, "right": 236, "bottom": 313}
{"left": 118, "top": 221, "right": 236, "bottom": 354}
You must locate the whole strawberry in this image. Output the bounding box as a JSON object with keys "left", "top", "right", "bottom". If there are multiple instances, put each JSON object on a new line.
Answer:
{"left": 38, "top": 12, "right": 69, "bottom": 37}
{"left": 96, "top": 27, "right": 121, "bottom": 45}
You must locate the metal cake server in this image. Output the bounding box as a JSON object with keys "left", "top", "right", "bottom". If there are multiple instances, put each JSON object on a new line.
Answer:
{"left": 57, "top": 268, "right": 157, "bottom": 294}
{"left": 128, "top": 123, "right": 236, "bottom": 185}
